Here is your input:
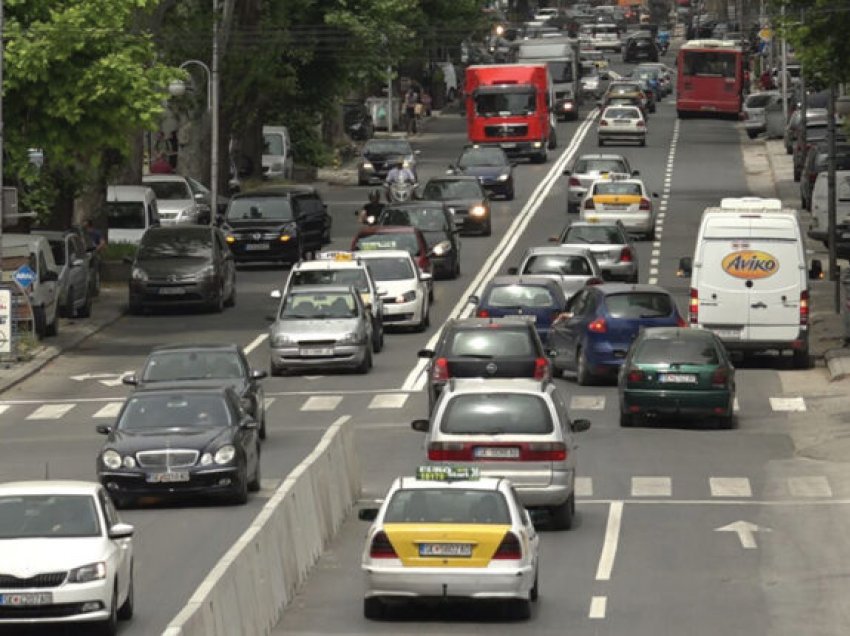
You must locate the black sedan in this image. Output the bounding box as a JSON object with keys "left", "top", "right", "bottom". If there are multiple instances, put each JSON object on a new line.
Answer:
{"left": 448, "top": 145, "right": 515, "bottom": 200}
{"left": 123, "top": 343, "right": 268, "bottom": 439}
{"left": 377, "top": 202, "right": 461, "bottom": 280}
{"left": 96, "top": 386, "right": 261, "bottom": 507}
{"left": 420, "top": 176, "right": 492, "bottom": 236}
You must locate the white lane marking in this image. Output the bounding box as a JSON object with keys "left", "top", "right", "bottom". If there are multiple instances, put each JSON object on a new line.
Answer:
{"left": 650, "top": 258, "right": 659, "bottom": 266}
{"left": 264, "top": 397, "right": 276, "bottom": 409}
{"left": 652, "top": 241, "right": 661, "bottom": 249}
{"left": 651, "top": 249, "right": 660, "bottom": 257}
{"left": 589, "top": 595, "right": 607, "bottom": 619}
{"left": 734, "top": 397, "right": 740, "bottom": 412}
{"left": 401, "top": 111, "right": 599, "bottom": 392}
{"left": 26, "top": 404, "right": 75, "bottom": 420}
{"left": 631, "top": 477, "right": 671, "bottom": 497}
{"left": 300, "top": 395, "right": 343, "bottom": 411}
{"left": 368, "top": 393, "right": 409, "bottom": 409}
{"left": 710, "top": 477, "right": 752, "bottom": 498}
{"left": 569, "top": 395, "right": 606, "bottom": 410}
{"left": 575, "top": 476, "right": 594, "bottom": 497}
{"left": 244, "top": 333, "right": 268, "bottom": 354}
{"left": 0, "top": 405, "right": 9, "bottom": 416}
{"left": 595, "top": 500, "right": 624, "bottom": 581}
{"left": 648, "top": 277, "right": 658, "bottom": 284}
{"left": 769, "top": 397, "right": 806, "bottom": 412}
{"left": 788, "top": 476, "right": 832, "bottom": 498}
{"left": 649, "top": 267, "right": 658, "bottom": 276}
{"left": 93, "top": 402, "right": 123, "bottom": 419}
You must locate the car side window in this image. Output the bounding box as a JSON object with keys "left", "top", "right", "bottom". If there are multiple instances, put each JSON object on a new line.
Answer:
{"left": 38, "top": 251, "right": 50, "bottom": 281}
{"left": 567, "top": 289, "right": 590, "bottom": 314}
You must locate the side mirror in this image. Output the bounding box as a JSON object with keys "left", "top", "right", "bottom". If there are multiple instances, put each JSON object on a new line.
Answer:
{"left": 563, "top": 169, "right": 572, "bottom": 176}
{"left": 570, "top": 418, "right": 592, "bottom": 433}
{"left": 95, "top": 424, "right": 112, "bottom": 435}
{"left": 377, "top": 287, "right": 389, "bottom": 297}
{"left": 809, "top": 259, "right": 824, "bottom": 280}
{"left": 677, "top": 257, "right": 693, "bottom": 277}
{"left": 548, "top": 235, "right": 561, "bottom": 243}
{"left": 652, "top": 192, "right": 660, "bottom": 198}
{"left": 411, "top": 419, "right": 430, "bottom": 432}
{"left": 108, "top": 522, "right": 135, "bottom": 540}
{"left": 507, "top": 266, "right": 518, "bottom": 275}
{"left": 241, "top": 417, "right": 259, "bottom": 430}
{"left": 631, "top": 169, "right": 640, "bottom": 176}
{"left": 270, "top": 289, "right": 282, "bottom": 299}
{"left": 251, "top": 369, "right": 268, "bottom": 380}
{"left": 265, "top": 315, "right": 276, "bottom": 322}
{"left": 417, "top": 348, "right": 434, "bottom": 359}
{"left": 122, "top": 374, "right": 138, "bottom": 386}
{"left": 358, "top": 508, "right": 379, "bottom": 521}
{"left": 468, "top": 294, "right": 479, "bottom": 304}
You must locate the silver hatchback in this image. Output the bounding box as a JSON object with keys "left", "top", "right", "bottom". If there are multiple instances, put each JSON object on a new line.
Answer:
{"left": 411, "top": 378, "right": 591, "bottom": 530}
{"left": 508, "top": 245, "right": 603, "bottom": 301}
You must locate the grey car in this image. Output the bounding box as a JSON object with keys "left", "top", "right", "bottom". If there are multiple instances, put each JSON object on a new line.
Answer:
{"left": 564, "top": 153, "right": 635, "bottom": 213}
{"left": 410, "top": 378, "right": 591, "bottom": 530}
{"left": 507, "top": 245, "right": 603, "bottom": 301}
{"left": 268, "top": 285, "right": 373, "bottom": 375}
{"left": 552, "top": 220, "right": 639, "bottom": 282}
{"left": 34, "top": 229, "right": 92, "bottom": 318}
{"left": 742, "top": 91, "right": 782, "bottom": 139}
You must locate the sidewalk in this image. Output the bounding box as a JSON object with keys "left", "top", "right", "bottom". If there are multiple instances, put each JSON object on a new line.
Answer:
{"left": 0, "top": 285, "right": 127, "bottom": 394}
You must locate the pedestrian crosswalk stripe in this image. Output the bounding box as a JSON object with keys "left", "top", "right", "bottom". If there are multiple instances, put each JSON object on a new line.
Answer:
{"left": 575, "top": 476, "right": 593, "bottom": 497}
{"left": 300, "top": 395, "right": 343, "bottom": 411}
{"left": 26, "top": 404, "right": 75, "bottom": 420}
{"left": 769, "top": 397, "right": 806, "bottom": 412}
{"left": 0, "top": 405, "right": 9, "bottom": 416}
{"left": 93, "top": 402, "right": 123, "bottom": 419}
{"left": 368, "top": 393, "right": 409, "bottom": 409}
{"left": 733, "top": 397, "right": 740, "bottom": 412}
{"left": 787, "top": 476, "right": 832, "bottom": 498}
{"left": 709, "top": 477, "right": 752, "bottom": 497}
{"left": 570, "top": 395, "right": 606, "bottom": 411}
{"left": 631, "top": 476, "right": 672, "bottom": 497}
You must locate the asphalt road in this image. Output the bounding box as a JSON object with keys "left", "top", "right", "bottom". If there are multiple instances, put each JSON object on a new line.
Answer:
{"left": 4, "top": 53, "right": 849, "bottom": 636}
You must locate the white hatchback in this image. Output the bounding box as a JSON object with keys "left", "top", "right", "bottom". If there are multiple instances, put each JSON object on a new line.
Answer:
{"left": 580, "top": 174, "right": 659, "bottom": 240}
{"left": 355, "top": 249, "right": 432, "bottom": 331}
{"left": 597, "top": 105, "right": 647, "bottom": 147}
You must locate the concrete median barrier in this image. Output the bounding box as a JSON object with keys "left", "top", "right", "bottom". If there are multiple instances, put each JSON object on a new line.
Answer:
{"left": 162, "top": 415, "right": 360, "bottom": 636}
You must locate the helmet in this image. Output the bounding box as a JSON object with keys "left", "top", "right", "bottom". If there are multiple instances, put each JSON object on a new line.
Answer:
{"left": 369, "top": 189, "right": 381, "bottom": 203}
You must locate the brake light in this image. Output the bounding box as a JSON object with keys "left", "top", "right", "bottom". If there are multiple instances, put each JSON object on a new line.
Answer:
{"left": 477, "top": 308, "right": 490, "bottom": 318}
{"left": 639, "top": 198, "right": 651, "bottom": 210}
{"left": 588, "top": 317, "right": 607, "bottom": 333}
{"left": 689, "top": 288, "right": 698, "bottom": 324}
{"left": 493, "top": 532, "right": 522, "bottom": 560}
{"left": 533, "top": 357, "right": 550, "bottom": 380}
{"left": 369, "top": 531, "right": 398, "bottom": 559}
{"left": 619, "top": 247, "right": 633, "bottom": 262}
{"left": 599, "top": 119, "right": 608, "bottom": 127}
{"left": 711, "top": 368, "right": 728, "bottom": 388}
{"left": 636, "top": 120, "right": 646, "bottom": 127}
{"left": 584, "top": 198, "right": 595, "bottom": 210}
{"left": 800, "top": 290, "right": 809, "bottom": 325}
{"left": 521, "top": 441, "right": 567, "bottom": 461}
{"left": 569, "top": 177, "right": 581, "bottom": 187}
{"left": 418, "top": 255, "right": 430, "bottom": 272}
{"left": 427, "top": 442, "right": 470, "bottom": 461}
{"left": 433, "top": 357, "right": 449, "bottom": 381}
{"left": 627, "top": 368, "right": 645, "bottom": 383}
{"left": 586, "top": 277, "right": 604, "bottom": 286}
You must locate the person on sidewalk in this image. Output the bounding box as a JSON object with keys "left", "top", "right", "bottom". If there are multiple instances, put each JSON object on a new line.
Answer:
{"left": 404, "top": 85, "right": 420, "bottom": 135}
{"left": 150, "top": 152, "right": 174, "bottom": 174}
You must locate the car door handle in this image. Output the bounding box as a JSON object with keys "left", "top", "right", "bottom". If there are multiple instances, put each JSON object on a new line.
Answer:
{"left": 751, "top": 301, "right": 767, "bottom": 309}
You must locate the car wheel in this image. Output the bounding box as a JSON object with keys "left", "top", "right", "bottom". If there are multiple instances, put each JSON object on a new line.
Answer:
{"left": 793, "top": 346, "right": 810, "bottom": 369}
{"left": 716, "top": 413, "right": 735, "bottom": 430}
{"left": 785, "top": 144, "right": 793, "bottom": 155}
{"left": 620, "top": 411, "right": 635, "bottom": 427}
{"left": 62, "top": 288, "right": 75, "bottom": 318}
{"left": 117, "top": 566, "right": 134, "bottom": 620}
{"left": 793, "top": 169, "right": 801, "bottom": 182}
{"left": 482, "top": 221, "right": 492, "bottom": 237}
{"left": 550, "top": 493, "right": 574, "bottom": 530}
{"left": 364, "top": 597, "right": 385, "bottom": 620}
{"left": 357, "top": 347, "right": 373, "bottom": 374}
{"left": 231, "top": 466, "right": 249, "bottom": 505}
{"left": 92, "top": 267, "right": 101, "bottom": 297}
{"left": 639, "top": 136, "right": 646, "bottom": 147}
{"left": 530, "top": 570, "right": 539, "bottom": 602}
{"left": 548, "top": 129, "right": 557, "bottom": 150}
{"left": 415, "top": 304, "right": 429, "bottom": 332}
{"left": 45, "top": 310, "right": 59, "bottom": 337}
{"left": 270, "top": 363, "right": 286, "bottom": 377}
{"left": 512, "top": 598, "right": 532, "bottom": 620}
{"left": 646, "top": 226, "right": 655, "bottom": 241}
{"left": 576, "top": 349, "right": 594, "bottom": 386}
{"left": 97, "top": 583, "right": 119, "bottom": 636}
{"left": 567, "top": 202, "right": 578, "bottom": 214}
{"left": 505, "top": 186, "right": 515, "bottom": 201}
{"left": 597, "top": 137, "right": 604, "bottom": 147}
{"left": 372, "top": 321, "right": 383, "bottom": 353}
{"left": 224, "top": 281, "right": 236, "bottom": 307}
{"left": 747, "top": 130, "right": 758, "bottom": 139}
{"left": 248, "top": 450, "right": 262, "bottom": 492}
{"left": 78, "top": 291, "right": 93, "bottom": 318}
{"left": 209, "top": 286, "right": 225, "bottom": 313}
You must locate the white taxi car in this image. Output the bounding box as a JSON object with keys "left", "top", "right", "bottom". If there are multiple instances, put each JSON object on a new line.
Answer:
{"left": 355, "top": 249, "right": 432, "bottom": 331}
{"left": 359, "top": 466, "right": 539, "bottom": 620}
{"left": 597, "top": 105, "right": 647, "bottom": 147}
{"left": 580, "top": 173, "right": 658, "bottom": 240}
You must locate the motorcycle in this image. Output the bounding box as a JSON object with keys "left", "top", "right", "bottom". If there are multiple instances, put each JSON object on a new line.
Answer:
{"left": 385, "top": 178, "right": 417, "bottom": 203}
{"left": 656, "top": 31, "right": 670, "bottom": 55}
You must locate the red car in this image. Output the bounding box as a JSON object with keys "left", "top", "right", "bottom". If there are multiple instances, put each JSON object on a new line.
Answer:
{"left": 351, "top": 226, "right": 432, "bottom": 277}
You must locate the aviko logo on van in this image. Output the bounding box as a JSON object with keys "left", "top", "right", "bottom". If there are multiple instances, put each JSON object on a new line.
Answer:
{"left": 722, "top": 250, "right": 779, "bottom": 279}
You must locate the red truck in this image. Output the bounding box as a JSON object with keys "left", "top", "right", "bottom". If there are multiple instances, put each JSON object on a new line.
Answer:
{"left": 465, "top": 64, "right": 557, "bottom": 164}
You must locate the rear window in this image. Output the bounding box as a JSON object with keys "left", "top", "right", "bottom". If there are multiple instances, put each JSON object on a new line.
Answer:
{"left": 604, "top": 107, "right": 640, "bottom": 119}
{"left": 745, "top": 94, "right": 775, "bottom": 108}
{"left": 363, "top": 257, "right": 414, "bottom": 281}
{"left": 290, "top": 268, "right": 368, "bottom": 292}
{"left": 446, "top": 329, "right": 534, "bottom": 357}
{"left": 441, "top": 393, "right": 553, "bottom": 434}
{"left": 634, "top": 336, "right": 719, "bottom": 365}
{"left": 486, "top": 284, "right": 556, "bottom": 308}
{"left": 562, "top": 225, "right": 624, "bottom": 244}
{"left": 605, "top": 292, "right": 673, "bottom": 318}
{"left": 354, "top": 233, "right": 419, "bottom": 256}
{"left": 105, "top": 202, "right": 145, "bottom": 229}
{"left": 574, "top": 159, "right": 628, "bottom": 174}
{"left": 523, "top": 254, "right": 592, "bottom": 276}
{"left": 594, "top": 182, "right": 641, "bottom": 196}
{"left": 384, "top": 489, "right": 510, "bottom": 524}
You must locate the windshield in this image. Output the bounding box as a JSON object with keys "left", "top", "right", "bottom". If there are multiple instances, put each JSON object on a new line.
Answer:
{"left": 137, "top": 231, "right": 212, "bottom": 260}
{"left": 280, "top": 291, "right": 357, "bottom": 319}
{"left": 745, "top": 94, "right": 775, "bottom": 108}
{"left": 142, "top": 350, "right": 245, "bottom": 382}
{"left": 563, "top": 225, "right": 625, "bottom": 244}
{"left": 354, "top": 233, "right": 419, "bottom": 256}
{"left": 118, "top": 393, "right": 231, "bottom": 430}
{"left": 381, "top": 207, "right": 447, "bottom": 231}
{"left": 364, "top": 257, "right": 415, "bottom": 281}
{"left": 523, "top": 254, "right": 592, "bottom": 276}
{"left": 547, "top": 61, "right": 574, "bottom": 83}
{"left": 105, "top": 202, "right": 145, "bottom": 229}
{"left": 384, "top": 489, "right": 510, "bottom": 524}
{"left": 474, "top": 90, "right": 536, "bottom": 117}
{"left": 682, "top": 51, "right": 737, "bottom": 78}
{"left": 263, "top": 134, "right": 284, "bottom": 155}
{"left": 635, "top": 336, "right": 719, "bottom": 365}
{"left": 290, "top": 268, "right": 368, "bottom": 292}
{"left": 605, "top": 292, "right": 673, "bottom": 318}
{"left": 0, "top": 495, "right": 100, "bottom": 539}
{"left": 458, "top": 148, "right": 508, "bottom": 168}
{"left": 422, "top": 181, "right": 482, "bottom": 200}
{"left": 48, "top": 240, "right": 65, "bottom": 266}
{"left": 486, "top": 284, "right": 556, "bottom": 307}
{"left": 364, "top": 140, "right": 412, "bottom": 155}
{"left": 441, "top": 393, "right": 553, "bottom": 434}
{"left": 226, "top": 197, "right": 294, "bottom": 221}
{"left": 146, "top": 181, "right": 192, "bottom": 200}
{"left": 574, "top": 159, "right": 627, "bottom": 174}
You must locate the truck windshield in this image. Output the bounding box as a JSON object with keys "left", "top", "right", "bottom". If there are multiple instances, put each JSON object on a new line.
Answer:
{"left": 475, "top": 91, "right": 536, "bottom": 117}
{"left": 547, "top": 61, "right": 573, "bottom": 83}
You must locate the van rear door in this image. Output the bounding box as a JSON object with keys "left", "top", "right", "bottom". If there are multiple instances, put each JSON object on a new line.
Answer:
{"left": 696, "top": 238, "right": 759, "bottom": 340}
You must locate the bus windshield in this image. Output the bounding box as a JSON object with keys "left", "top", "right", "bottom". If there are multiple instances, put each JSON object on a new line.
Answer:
{"left": 682, "top": 51, "right": 737, "bottom": 78}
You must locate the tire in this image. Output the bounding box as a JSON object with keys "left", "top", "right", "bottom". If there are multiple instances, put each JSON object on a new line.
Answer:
{"left": 550, "top": 493, "right": 574, "bottom": 530}
{"left": 548, "top": 129, "right": 557, "bottom": 150}
{"left": 117, "top": 566, "right": 134, "bottom": 620}
{"left": 248, "top": 451, "right": 261, "bottom": 492}
{"left": 258, "top": 401, "right": 267, "bottom": 440}
{"left": 357, "top": 347, "right": 373, "bottom": 374}
{"left": 482, "top": 221, "right": 492, "bottom": 237}
{"left": 78, "top": 291, "right": 93, "bottom": 318}
{"left": 33, "top": 305, "right": 47, "bottom": 338}
{"left": 270, "top": 363, "right": 285, "bottom": 377}
{"left": 63, "top": 288, "right": 75, "bottom": 318}
{"left": 639, "top": 137, "right": 646, "bottom": 147}
{"left": 576, "top": 349, "right": 594, "bottom": 386}
{"left": 747, "top": 130, "right": 758, "bottom": 139}
{"left": 45, "top": 310, "right": 59, "bottom": 337}
{"left": 505, "top": 186, "right": 515, "bottom": 201}
{"left": 209, "top": 286, "right": 225, "bottom": 313}
{"left": 716, "top": 413, "right": 735, "bottom": 430}
{"left": 646, "top": 226, "right": 655, "bottom": 241}
{"left": 224, "top": 281, "right": 236, "bottom": 307}
{"left": 415, "top": 304, "right": 429, "bottom": 332}
{"left": 530, "top": 571, "right": 539, "bottom": 602}
{"left": 231, "top": 466, "right": 249, "bottom": 505}
{"left": 97, "top": 583, "right": 119, "bottom": 636}
{"left": 620, "top": 411, "right": 635, "bottom": 427}
{"left": 567, "top": 202, "right": 578, "bottom": 214}
{"left": 793, "top": 169, "right": 800, "bottom": 182}
{"left": 364, "top": 597, "right": 385, "bottom": 620}
{"left": 512, "top": 598, "right": 532, "bottom": 620}
{"left": 91, "top": 267, "right": 101, "bottom": 297}
{"left": 793, "top": 346, "right": 810, "bottom": 369}
{"left": 597, "top": 137, "right": 604, "bottom": 147}
{"left": 372, "top": 319, "right": 383, "bottom": 353}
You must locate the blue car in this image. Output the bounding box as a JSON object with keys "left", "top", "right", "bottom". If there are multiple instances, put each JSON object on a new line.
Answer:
{"left": 549, "top": 283, "right": 685, "bottom": 385}
{"left": 469, "top": 275, "right": 567, "bottom": 345}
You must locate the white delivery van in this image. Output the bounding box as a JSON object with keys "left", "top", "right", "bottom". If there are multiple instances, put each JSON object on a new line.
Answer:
{"left": 105, "top": 185, "right": 160, "bottom": 244}
{"left": 262, "top": 126, "right": 294, "bottom": 180}
{"left": 679, "top": 197, "right": 815, "bottom": 368}
{"left": 808, "top": 170, "right": 850, "bottom": 245}
{"left": 1, "top": 233, "right": 60, "bottom": 338}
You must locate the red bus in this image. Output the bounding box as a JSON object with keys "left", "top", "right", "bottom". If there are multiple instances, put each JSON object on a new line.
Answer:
{"left": 676, "top": 39, "right": 745, "bottom": 118}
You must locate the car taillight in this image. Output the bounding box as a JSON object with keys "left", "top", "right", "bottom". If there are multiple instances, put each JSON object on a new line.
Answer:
{"left": 418, "top": 255, "right": 430, "bottom": 272}
{"left": 800, "top": 290, "right": 809, "bottom": 325}
{"left": 711, "top": 368, "right": 728, "bottom": 389}
{"left": 428, "top": 442, "right": 471, "bottom": 461}
{"left": 636, "top": 120, "right": 646, "bottom": 127}
{"left": 639, "top": 198, "right": 651, "bottom": 210}
{"left": 533, "top": 357, "right": 550, "bottom": 380}
{"left": 619, "top": 247, "right": 633, "bottom": 262}
{"left": 586, "top": 277, "right": 604, "bottom": 286}
{"left": 433, "top": 357, "right": 449, "bottom": 381}
{"left": 588, "top": 317, "right": 607, "bottom": 333}
{"left": 477, "top": 308, "right": 490, "bottom": 318}
{"left": 689, "top": 288, "right": 698, "bottom": 324}
{"left": 369, "top": 531, "right": 398, "bottom": 559}
{"left": 492, "top": 532, "right": 522, "bottom": 560}
{"left": 521, "top": 441, "right": 567, "bottom": 461}
{"left": 569, "top": 177, "right": 581, "bottom": 187}
{"left": 676, "top": 313, "right": 687, "bottom": 327}
{"left": 599, "top": 119, "right": 609, "bottom": 127}
{"left": 627, "top": 368, "right": 645, "bottom": 383}
{"left": 584, "top": 198, "right": 595, "bottom": 210}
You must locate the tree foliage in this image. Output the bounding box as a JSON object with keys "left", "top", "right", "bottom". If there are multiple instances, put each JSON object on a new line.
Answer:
{"left": 772, "top": 0, "right": 850, "bottom": 84}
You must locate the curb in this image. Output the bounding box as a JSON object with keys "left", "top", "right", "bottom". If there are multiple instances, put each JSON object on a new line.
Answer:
{"left": 825, "top": 348, "right": 850, "bottom": 381}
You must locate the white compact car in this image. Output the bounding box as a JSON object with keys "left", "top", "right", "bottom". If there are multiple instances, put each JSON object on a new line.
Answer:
{"left": 0, "top": 481, "right": 134, "bottom": 634}
{"left": 597, "top": 105, "right": 647, "bottom": 147}
{"left": 142, "top": 175, "right": 201, "bottom": 225}
{"left": 580, "top": 173, "right": 659, "bottom": 240}
{"left": 359, "top": 466, "right": 540, "bottom": 620}
{"left": 355, "top": 249, "right": 432, "bottom": 331}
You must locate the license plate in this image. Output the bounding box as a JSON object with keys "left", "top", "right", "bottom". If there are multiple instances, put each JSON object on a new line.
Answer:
{"left": 612, "top": 120, "right": 630, "bottom": 125}
{"left": 419, "top": 543, "right": 472, "bottom": 557}
{"left": 500, "top": 142, "right": 516, "bottom": 149}
{"left": 159, "top": 287, "right": 185, "bottom": 296}
{"left": 659, "top": 373, "right": 697, "bottom": 384}
{"left": 245, "top": 243, "right": 270, "bottom": 251}
{"left": 300, "top": 347, "right": 334, "bottom": 357}
{"left": 474, "top": 446, "right": 520, "bottom": 459}
{"left": 604, "top": 205, "right": 627, "bottom": 210}
{"left": 713, "top": 328, "right": 741, "bottom": 339}
{"left": 146, "top": 471, "right": 190, "bottom": 483}
{"left": 0, "top": 593, "right": 53, "bottom": 606}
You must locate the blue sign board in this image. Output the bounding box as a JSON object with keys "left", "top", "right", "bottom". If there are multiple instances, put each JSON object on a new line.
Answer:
{"left": 13, "top": 265, "right": 36, "bottom": 289}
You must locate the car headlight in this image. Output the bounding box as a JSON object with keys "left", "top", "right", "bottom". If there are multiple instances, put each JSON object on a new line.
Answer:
{"left": 271, "top": 332, "right": 295, "bottom": 347}
{"left": 225, "top": 233, "right": 236, "bottom": 244}
{"left": 214, "top": 445, "right": 236, "bottom": 465}
{"left": 396, "top": 290, "right": 416, "bottom": 303}
{"left": 497, "top": 173, "right": 509, "bottom": 182}
{"left": 362, "top": 161, "right": 373, "bottom": 170}
{"left": 533, "top": 141, "right": 543, "bottom": 148}
{"left": 200, "top": 452, "right": 213, "bottom": 466}
{"left": 131, "top": 267, "right": 148, "bottom": 282}
{"left": 68, "top": 562, "right": 106, "bottom": 584}
{"left": 123, "top": 456, "right": 136, "bottom": 469}
{"left": 197, "top": 265, "right": 216, "bottom": 279}
{"left": 470, "top": 205, "right": 487, "bottom": 218}
{"left": 431, "top": 240, "right": 452, "bottom": 256}
{"left": 102, "top": 450, "right": 122, "bottom": 470}
{"left": 402, "top": 159, "right": 411, "bottom": 169}
{"left": 337, "top": 332, "right": 360, "bottom": 345}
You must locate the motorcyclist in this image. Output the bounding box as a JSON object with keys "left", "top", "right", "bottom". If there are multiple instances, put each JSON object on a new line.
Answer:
{"left": 385, "top": 160, "right": 416, "bottom": 186}
{"left": 357, "top": 189, "right": 385, "bottom": 224}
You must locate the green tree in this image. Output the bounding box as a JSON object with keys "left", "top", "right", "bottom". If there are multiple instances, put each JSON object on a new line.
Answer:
{"left": 773, "top": 1, "right": 850, "bottom": 85}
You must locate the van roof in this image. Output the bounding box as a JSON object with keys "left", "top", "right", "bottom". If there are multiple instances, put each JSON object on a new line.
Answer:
{"left": 106, "top": 185, "right": 155, "bottom": 202}
{"left": 719, "top": 197, "right": 783, "bottom": 211}
{"left": 700, "top": 211, "right": 800, "bottom": 239}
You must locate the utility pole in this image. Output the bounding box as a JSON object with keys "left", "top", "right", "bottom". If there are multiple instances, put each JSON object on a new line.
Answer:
{"left": 798, "top": 9, "right": 806, "bottom": 160}
{"left": 828, "top": 82, "right": 839, "bottom": 312}
{"left": 387, "top": 66, "right": 393, "bottom": 134}
{"left": 0, "top": 0, "right": 5, "bottom": 269}
{"left": 210, "top": 0, "right": 219, "bottom": 222}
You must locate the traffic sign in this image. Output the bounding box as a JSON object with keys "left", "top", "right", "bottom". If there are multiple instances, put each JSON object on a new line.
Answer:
{"left": 759, "top": 27, "right": 773, "bottom": 41}
{"left": 13, "top": 265, "right": 36, "bottom": 290}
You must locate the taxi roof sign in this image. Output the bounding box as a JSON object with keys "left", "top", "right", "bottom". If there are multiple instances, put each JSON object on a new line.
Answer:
{"left": 316, "top": 250, "right": 355, "bottom": 261}
{"left": 416, "top": 465, "right": 480, "bottom": 482}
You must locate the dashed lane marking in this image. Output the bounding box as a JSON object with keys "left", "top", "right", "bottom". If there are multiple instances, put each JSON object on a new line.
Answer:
{"left": 787, "top": 476, "right": 833, "bottom": 498}
{"left": 368, "top": 393, "right": 409, "bottom": 409}
{"left": 589, "top": 596, "right": 607, "bottom": 619}
{"left": 769, "top": 397, "right": 807, "bottom": 412}
{"left": 93, "top": 402, "right": 123, "bottom": 419}
{"left": 709, "top": 477, "right": 752, "bottom": 498}
{"left": 569, "top": 395, "right": 606, "bottom": 410}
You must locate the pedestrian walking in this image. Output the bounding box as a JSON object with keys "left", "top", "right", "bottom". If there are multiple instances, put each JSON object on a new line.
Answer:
{"left": 404, "top": 85, "right": 419, "bottom": 135}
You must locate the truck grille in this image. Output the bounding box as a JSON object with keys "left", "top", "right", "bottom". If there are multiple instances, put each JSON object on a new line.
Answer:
{"left": 0, "top": 572, "right": 67, "bottom": 589}
{"left": 484, "top": 124, "right": 528, "bottom": 138}
{"left": 136, "top": 449, "right": 199, "bottom": 468}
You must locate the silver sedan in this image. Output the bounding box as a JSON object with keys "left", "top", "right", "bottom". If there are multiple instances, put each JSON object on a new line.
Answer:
{"left": 508, "top": 245, "right": 603, "bottom": 301}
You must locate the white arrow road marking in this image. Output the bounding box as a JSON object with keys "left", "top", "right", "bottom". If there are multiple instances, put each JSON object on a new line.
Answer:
{"left": 69, "top": 372, "right": 134, "bottom": 387}
{"left": 715, "top": 520, "right": 772, "bottom": 549}
{"left": 100, "top": 372, "right": 135, "bottom": 387}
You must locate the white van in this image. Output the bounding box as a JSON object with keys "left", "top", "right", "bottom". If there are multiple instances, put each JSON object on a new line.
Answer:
{"left": 1, "top": 234, "right": 60, "bottom": 338}
{"left": 678, "top": 197, "right": 815, "bottom": 368}
{"left": 808, "top": 170, "right": 850, "bottom": 245}
{"left": 105, "top": 185, "right": 160, "bottom": 244}
{"left": 262, "top": 126, "right": 294, "bottom": 180}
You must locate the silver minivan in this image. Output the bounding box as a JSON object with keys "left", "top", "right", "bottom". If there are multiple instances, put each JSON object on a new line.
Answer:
{"left": 411, "top": 378, "right": 591, "bottom": 530}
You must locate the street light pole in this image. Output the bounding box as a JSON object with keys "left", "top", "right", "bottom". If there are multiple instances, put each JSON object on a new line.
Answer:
{"left": 0, "top": 0, "right": 5, "bottom": 269}
{"left": 210, "top": 0, "right": 219, "bottom": 223}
